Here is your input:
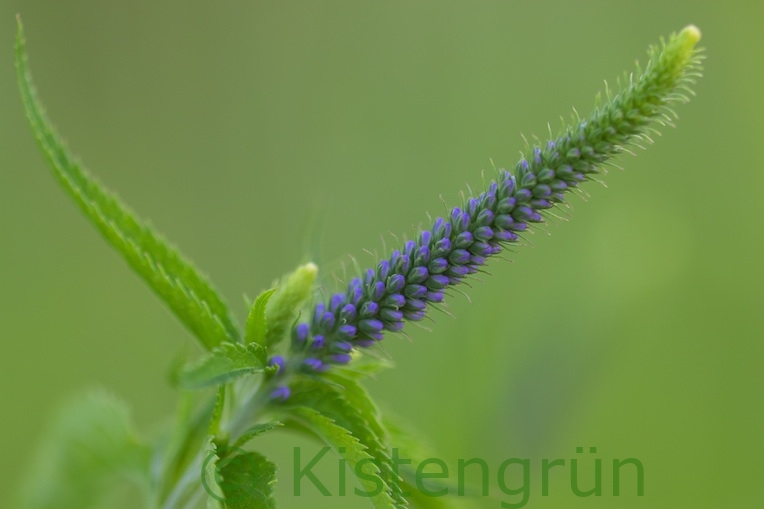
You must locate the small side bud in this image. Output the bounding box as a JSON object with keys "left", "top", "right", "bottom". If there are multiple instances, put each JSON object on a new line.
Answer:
{"left": 262, "top": 262, "right": 318, "bottom": 348}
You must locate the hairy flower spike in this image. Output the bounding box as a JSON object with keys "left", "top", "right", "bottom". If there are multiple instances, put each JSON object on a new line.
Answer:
{"left": 274, "top": 26, "right": 703, "bottom": 394}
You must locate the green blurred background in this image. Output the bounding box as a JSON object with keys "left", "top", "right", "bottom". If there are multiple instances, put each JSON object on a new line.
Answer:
{"left": 1, "top": 1, "right": 762, "bottom": 508}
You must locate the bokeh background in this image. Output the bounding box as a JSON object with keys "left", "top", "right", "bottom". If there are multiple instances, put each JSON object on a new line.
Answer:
{"left": 1, "top": 1, "right": 762, "bottom": 508}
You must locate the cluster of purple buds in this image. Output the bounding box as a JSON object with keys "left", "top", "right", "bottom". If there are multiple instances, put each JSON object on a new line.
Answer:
{"left": 267, "top": 23, "right": 703, "bottom": 399}
{"left": 267, "top": 131, "right": 610, "bottom": 401}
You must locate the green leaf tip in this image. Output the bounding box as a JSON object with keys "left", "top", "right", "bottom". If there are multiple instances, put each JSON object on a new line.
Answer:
{"left": 14, "top": 19, "right": 241, "bottom": 351}
{"left": 680, "top": 24, "right": 702, "bottom": 48}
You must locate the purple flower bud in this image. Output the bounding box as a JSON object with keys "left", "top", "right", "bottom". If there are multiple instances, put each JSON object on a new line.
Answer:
{"left": 512, "top": 206, "right": 535, "bottom": 221}
{"left": 475, "top": 209, "right": 494, "bottom": 227}
{"left": 433, "top": 238, "right": 452, "bottom": 257}
{"left": 311, "top": 335, "right": 325, "bottom": 349}
{"left": 426, "top": 291, "right": 445, "bottom": 303}
{"left": 303, "top": 357, "right": 325, "bottom": 371}
{"left": 404, "top": 298, "right": 426, "bottom": 311}
{"left": 387, "top": 274, "right": 405, "bottom": 293}
{"left": 500, "top": 174, "right": 516, "bottom": 196}
{"left": 468, "top": 242, "right": 492, "bottom": 257}
{"left": 376, "top": 260, "right": 391, "bottom": 281}
{"left": 329, "top": 293, "right": 346, "bottom": 312}
{"left": 334, "top": 341, "right": 353, "bottom": 352}
{"left": 466, "top": 198, "right": 479, "bottom": 217}
{"left": 347, "top": 278, "right": 364, "bottom": 305}
{"left": 497, "top": 197, "right": 516, "bottom": 214}
{"left": 312, "top": 303, "right": 325, "bottom": 328}
{"left": 426, "top": 275, "right": 450, "bottom": 290}
{"left": 495, "top": 230, "right": 519, "bottom": 242}
{"left": 293, "top": 323, "right": 310, "bottom": 344}
{"left": 370, "top": 281, "right": 386, "bottom": 301}
{"left": 533, "top": 184, "right": 552, "bottom": 198}
{"left": 531, "top": 199, "right": 552, "bottom": 210}
{"left": 270, "top": 386, "right": 291, "bottom": 401}
{"left": 470, "top": 255, "right": 486, "bottom": 266}
{"left": 433, "top": 218, "right": 452, "bottom": 239}
{"left": 455, "top": 212, "right": 471, "bottom": 233}
{"left": 337, "top": 324, "right": 357, "bottom": 339}
{"left": 380, "top": 308, "right": 404, "bottom": 322}
{"left": 514, "top": 189, "right": 532, "bottom": 202}
{"left": 454, "top": 231, "right": 474, "bottom": 248}
{"left": 550, "top": 181, "right": 568, "bottom": 194}
{"left": 433, "top": 217, "right": 446, "bottom": 236}
{"left": 556, "top": 164, "right": 575, "bottom": 179}
{"left": 448, "top": 249, "right": 471, "bottom": 265}
{"left": 383, "top": 320, "right": 404, "bottom": 332}
{"left": 390, "top": 250, "right": 408, "bottom": 273}
{"left": 537, "top": 168, "right": 555, "bottom": 182}
{"left": 355, "top": 337, "right": 377, "bottom": 348}
{"left": 360, "top": 301, "right": 379, "bottom": 317}
{"left": 404, "top": 284, "right": 427, "bottom": 299}
{"left": 383, "top": 293, "right": 406, "bottom": 308}
{"left": 339, "top": 304, "right": 357, "bottom": 322}
{"left": 474, "top": 226, "right": 494, "bottom": 241}
{"left": 495, "top": 214, "right": 514, "bottom": 229}
{"left": 403, "top": 240, "right": 417, "bottom": 257}
{"left": 446, "top": 265, "right": 470, "bottom": 278}
{"left": 428, "top": 257, "right": 449, "bottom": 274}
{"left": 415, "top": 246, "right": 431, "bottom": 265}
{"left": 404, "top": 310, "right": 427, "bottom": 321}
{"left": 408, "top": 266, "right": 429, "bottom": 284}
{"left": 482, "top": 190, "right": 497, "bottom": 210}
{"left": 359, "top": 319, "right": 384, "bottom": 334}
{"left": 419, "top": 230, "right": 432, "bottom": 247}
{"left": 269, "top": 356, "right": 285, "bottom": 374}
{"left": 320, "top": 311, "right": 335, "bottom": 331}
{"left": 331, "top": 354, "right": 352, "bottom": 364}
{"left": 450, "top": 206, "right": 463, "bottom": 224}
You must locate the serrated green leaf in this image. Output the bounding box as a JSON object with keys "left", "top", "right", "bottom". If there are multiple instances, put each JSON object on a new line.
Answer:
{"left": 217, "top": 451, "right": 278, "bottom": 509}
{"left": 284, "top": 376, "right": 406, "bottom": 507}
{"left": 245, "top": 288, "right": 276, "bottom": 344}
{"left": 178, "top": 342, "right": 270, "bottom": 389}
{"left": 15, "top": 17, "right": 239, "bottom": 350}
{"left": 15, "top": 389, "right": 151, "bottom": 509}
{"left": 233, "top": 421, "right": 283, "bottom": 449}
{"left": 290, "top": 406, "right": 397, "bottom": 509}
{"left": 261, "top": 263, "right": 317, "bottom": 348}
{"left": 321, "top": 372, "right": 408, "bottom": 508}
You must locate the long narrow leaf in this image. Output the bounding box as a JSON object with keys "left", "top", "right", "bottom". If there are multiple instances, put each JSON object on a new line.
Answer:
{"left": 15, "top": 17, "right": 239, "bottom": 349}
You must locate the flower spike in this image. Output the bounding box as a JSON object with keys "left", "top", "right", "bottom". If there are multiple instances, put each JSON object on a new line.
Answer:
{"left": 273, "top": 26, "right": 703, "bottom": 395}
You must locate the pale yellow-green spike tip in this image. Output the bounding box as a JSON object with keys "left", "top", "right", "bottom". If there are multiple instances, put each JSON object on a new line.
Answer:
{"left": 680, "top": 24, "right": 702, "bottom": 49}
